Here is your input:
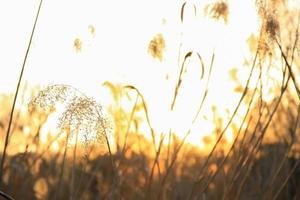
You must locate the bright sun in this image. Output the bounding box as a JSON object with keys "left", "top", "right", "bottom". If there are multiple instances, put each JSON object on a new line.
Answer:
{"left": 1, "top": 0, "right": 262, "bottom": 150}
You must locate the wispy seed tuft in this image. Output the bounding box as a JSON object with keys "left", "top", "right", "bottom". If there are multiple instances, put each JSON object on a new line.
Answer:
{"left": 29, "top": 84, "right": 76, "bottom": 112}
{"left": 148, "top": 33, "right": 165, "bottom": 62}
{"left": 205, "top": 1, "right": 229, "bottom": 24}
{"left": 29, "top": 84, "right": 112, "bottom": 146}
{"left": 58, "top": 96, "right": 111, "bottom": 146}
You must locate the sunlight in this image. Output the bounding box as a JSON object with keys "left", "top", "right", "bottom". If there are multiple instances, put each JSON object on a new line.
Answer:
{"left": 152, "top": 0, "right": 260, "bottom": 147}
{"left": 36, "top": 0, "right": 256, "bottom": 150}
{"left": 23, "top": 126, "right": 31, "bottom": 136}
{"left": 0, "top": 0, "right": 265, "bottom": 150}
{"left": 51, "top": 141, "right": 59, "bottom": 152}
{"left": 1, "top": 0, "right": 300, "bottom": 199}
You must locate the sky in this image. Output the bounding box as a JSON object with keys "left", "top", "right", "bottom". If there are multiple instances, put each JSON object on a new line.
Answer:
{"left": 0, "top": 0, "right": 282, "bottom": 146}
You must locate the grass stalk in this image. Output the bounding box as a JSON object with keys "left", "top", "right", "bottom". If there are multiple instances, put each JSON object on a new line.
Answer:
{"left": 0, "top": 0, "right": 43, "bottom": 186}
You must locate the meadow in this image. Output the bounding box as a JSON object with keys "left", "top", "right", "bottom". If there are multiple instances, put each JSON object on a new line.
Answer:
{"left": 0, "top": 0, "right": 300, "bottom": 199}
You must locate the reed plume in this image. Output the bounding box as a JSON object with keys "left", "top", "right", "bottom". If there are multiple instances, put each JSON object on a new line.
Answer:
{"left": 29, "top": 84, "right": 112, "bottom": 147}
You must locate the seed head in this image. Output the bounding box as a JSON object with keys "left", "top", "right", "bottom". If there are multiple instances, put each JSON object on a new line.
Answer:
{"left": 265, "top": 14, "right": 280, "bottom": 40}
{"left": 148, "top": 33, "right": 165, "bottom": 61}
{"left": 29, "top": 84, "right": 112, "bottom": 146}
{"left": 205, "top": 1, "right": 229, "bottom": 23}
{"left": 29, "top": 84, "right": 76, "bottom": 112}
{"left": 58, "top": 96, "right": 111, "bottom": 145}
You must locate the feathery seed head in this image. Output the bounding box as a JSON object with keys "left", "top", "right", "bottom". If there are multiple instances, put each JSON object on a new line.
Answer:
{"left": 148, "top": 33, "right": 165, "bottom": 62}
{"left": 29, "top": 84, "right": 112, "bottom": 147}
{"left": 29, "top": 85, "right": 76, "bottom": 113}
{"left": 205, "top": 1, "right": 229, "bottom": 23}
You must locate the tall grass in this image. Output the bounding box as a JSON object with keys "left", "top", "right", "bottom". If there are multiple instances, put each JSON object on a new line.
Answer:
{"left": 0, "top": 0, "right": 300, "bottom": 199}
{"left": 0, "top": 0, "right": 43, "bottom": 187}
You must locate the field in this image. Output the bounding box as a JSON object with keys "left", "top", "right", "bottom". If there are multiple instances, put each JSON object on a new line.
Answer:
{"left": 0, "top": 0, "right": 300, "bottom": 199}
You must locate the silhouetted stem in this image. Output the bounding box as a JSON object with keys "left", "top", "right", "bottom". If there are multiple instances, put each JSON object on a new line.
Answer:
{"left": 0, "top": 190, "right": 14, "bottom": 200}
{"left": 70, "top": 129, "right": 79, "bottom": 200}
{"left": 0, "top": 0, "right": 43, "bottom": 186}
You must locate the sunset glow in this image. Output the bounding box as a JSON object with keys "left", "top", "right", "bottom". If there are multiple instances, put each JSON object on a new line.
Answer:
{"left": 0, "top": 0, "right": 300, "bottom": 199}
{"left": 0, "top": 0, "right": 298, "bottom": 151}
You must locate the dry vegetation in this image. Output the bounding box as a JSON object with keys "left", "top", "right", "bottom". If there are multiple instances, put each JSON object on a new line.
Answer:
{"left": 0, "top": 0, "right": 300, "bottom": 199}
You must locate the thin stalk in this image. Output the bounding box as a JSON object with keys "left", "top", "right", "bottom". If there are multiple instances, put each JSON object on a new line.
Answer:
{"left": 105, "top": 134, "right": 119, "bottom": 198}
{"left": 55, "top": 134, "right": 69, "bottom": 200}
{"left": 157, "top": 130, "right": 190, "bottom": 200}
{"left": 275, "top": 14, "right": 300, "bottom": 100}
{"left": 273, "top": 158, "right": 300, "bottom": 200}
{"left": 121, "top": 93, "right": 139, "bottom": 155}
{"left": 146, "top": 134, "right": 165, "bottom": 200}
{"left": 0, "top": 190, "right": 14, "bottom": 200}
{"left": 201, "top": 74, "right": 259, "bottom": 193}
{"left": 188, "top": 50, "right": 257, "bottom": 200}
{"left": 0, "top": 0, "right": 43, "bottom": 186}
{"left": 70, "top": 129, "right": 79, "bottom": 200}
{"left": 232, "top": 74, "right": 290, "bottom": 200}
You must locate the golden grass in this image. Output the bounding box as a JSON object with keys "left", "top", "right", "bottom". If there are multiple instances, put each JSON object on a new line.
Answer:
{"left": 1, "top": 0, "right": 300, "bottom": 199}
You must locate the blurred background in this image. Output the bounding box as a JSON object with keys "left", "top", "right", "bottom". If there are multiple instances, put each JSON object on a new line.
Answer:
{"left": 0, "top": 0, "right": 300, "bottom": 199}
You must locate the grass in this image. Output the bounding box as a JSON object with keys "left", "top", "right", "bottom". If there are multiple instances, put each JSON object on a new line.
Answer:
{"left": 0, "top": 88, "right": 300, "bottom": 199}
{"left": 0, "top": 0, "right": 43, "bottom": 190}
{"left": 1, "top": 0, "right": 300, "bottom": 199}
